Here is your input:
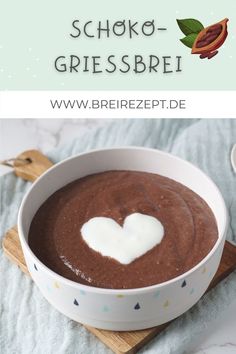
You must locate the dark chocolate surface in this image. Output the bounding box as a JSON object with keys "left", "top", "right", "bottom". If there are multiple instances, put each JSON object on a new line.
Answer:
{"left": 29, "top": 171, "right": 218, "bottom": 289}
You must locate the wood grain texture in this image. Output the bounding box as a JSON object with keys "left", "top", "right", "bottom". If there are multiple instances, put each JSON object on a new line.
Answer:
{"left": 2, "top": 227, "right": 236, "bottom": 354}
{"left": 2, "top": 226, "right": 29, "bottom": 276}
{"left": 14, "top": 149, "right": 53, "bottom": 182}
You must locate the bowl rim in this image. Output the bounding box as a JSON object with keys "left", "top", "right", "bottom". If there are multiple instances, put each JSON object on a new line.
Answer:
{"left": 18, "top": 146, "right": 229, "bottom": 295}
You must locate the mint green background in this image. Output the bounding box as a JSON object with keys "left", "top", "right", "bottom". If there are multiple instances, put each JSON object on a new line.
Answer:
{"left": 0, "top": 0, "right": 235, "bottom": 90}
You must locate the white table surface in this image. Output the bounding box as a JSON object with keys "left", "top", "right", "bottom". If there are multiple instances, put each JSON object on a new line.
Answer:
{"left": 0, "top": 118, "right": 235, "bottom": 354}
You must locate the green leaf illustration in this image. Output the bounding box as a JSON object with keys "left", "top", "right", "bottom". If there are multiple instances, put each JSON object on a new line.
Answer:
{"left": 177, "top": 18, "right": 204, "bottom": 35}
{"left": 180, "top": 33, "right": 198, "bottom": 48}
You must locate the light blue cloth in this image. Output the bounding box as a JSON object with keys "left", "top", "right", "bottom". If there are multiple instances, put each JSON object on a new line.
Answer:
{"left": 0, "top": 119, "right": 236, "bottom": 354}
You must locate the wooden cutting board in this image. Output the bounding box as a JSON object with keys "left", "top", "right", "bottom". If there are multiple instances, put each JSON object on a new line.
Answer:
{"left": 2, "top": 150, "right": 236, "bottom": 354}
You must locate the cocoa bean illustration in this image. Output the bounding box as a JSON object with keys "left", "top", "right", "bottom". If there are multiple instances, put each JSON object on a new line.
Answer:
{"left": 192, "top": 18, "right": 228, "bottom": 57}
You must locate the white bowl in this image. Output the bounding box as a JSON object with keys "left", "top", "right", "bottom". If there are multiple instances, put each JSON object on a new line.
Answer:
{"left": 18, "top": 147, "right": 228, "bottom": 331}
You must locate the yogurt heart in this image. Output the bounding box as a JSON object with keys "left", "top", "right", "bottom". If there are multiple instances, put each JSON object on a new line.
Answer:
{"left": 81, "top": 213, "right": 164, "bottom": 264}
